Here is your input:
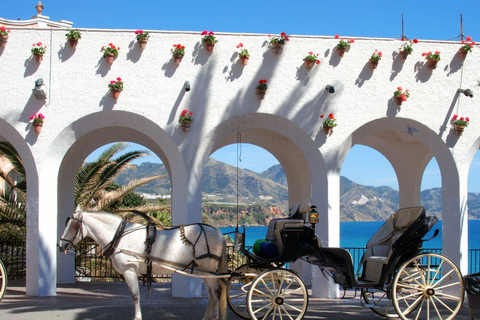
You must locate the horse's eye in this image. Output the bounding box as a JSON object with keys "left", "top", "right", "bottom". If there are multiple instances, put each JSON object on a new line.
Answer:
{"left": 65, "top": 217, "right": 71, "bottom": 226}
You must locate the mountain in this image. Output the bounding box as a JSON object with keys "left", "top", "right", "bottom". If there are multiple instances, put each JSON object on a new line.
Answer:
{"left": 115, "top": 162, "right": 480, "bottom": 221}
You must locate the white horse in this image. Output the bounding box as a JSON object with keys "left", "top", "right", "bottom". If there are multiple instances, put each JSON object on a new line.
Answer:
{"left": 58, "top": 207, "right": 228, "bottom": 320}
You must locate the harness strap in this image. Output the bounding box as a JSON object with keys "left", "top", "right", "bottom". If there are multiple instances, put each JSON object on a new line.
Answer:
{"left": 102, "top": 218, "right": 127, "bottom": 257}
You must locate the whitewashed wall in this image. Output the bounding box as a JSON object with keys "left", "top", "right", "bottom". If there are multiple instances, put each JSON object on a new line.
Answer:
{"left": 0, "top": 27, "right": 478, "bottom": 297}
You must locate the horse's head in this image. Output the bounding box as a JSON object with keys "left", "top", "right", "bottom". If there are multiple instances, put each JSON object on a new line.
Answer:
{"left": 58, "top": 206, "right": 84, "bottom": 253}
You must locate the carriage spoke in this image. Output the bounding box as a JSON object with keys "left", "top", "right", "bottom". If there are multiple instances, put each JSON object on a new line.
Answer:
{"left": 413, "top": 297, "right": 425, "bottom": 320}
{"left": 432, "top": 269, "right": 455, "bottom": 287}
{"left": 279, "top": 305, "right": 295, "bottom": 320}
{"left": 432, "top": 295, "right": 455, "bottom": 313}
{"left": 282, "top": 302, "right": 302, "bottom": 313}
{"left": 430, "top": 298, "right": 443, "bottom": 320}
{"left": 434, "top": 281, "right": 461, "bottom": 292}
{"left": 429, "top": 259, "right": 444, "bottom": 286}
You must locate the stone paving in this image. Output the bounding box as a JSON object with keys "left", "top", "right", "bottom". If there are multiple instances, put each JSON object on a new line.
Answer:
{"left": 0, "top": 281, "right": 474, "bottom": 319}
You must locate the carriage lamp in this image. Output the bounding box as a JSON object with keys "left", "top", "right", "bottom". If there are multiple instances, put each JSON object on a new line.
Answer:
{"left": 309, "top": 205, "right": 319, "bottom": 224}
{"left": 458, "top": 88, "right": 473, "bottom": 98}
{"left": 184, "top": 81, "right": 191, "bottom": 92}
{"left": 33, "top": 78, "right": 47, "bottom": 100}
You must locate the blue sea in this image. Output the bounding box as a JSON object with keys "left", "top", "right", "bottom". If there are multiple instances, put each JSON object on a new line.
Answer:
{"left": 220, "top": 220, "right": 480, "bottom": 249}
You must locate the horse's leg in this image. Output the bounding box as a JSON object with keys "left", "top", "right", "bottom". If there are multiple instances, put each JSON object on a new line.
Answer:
{"left": 202, "top": 278, "right": 217, "bottom": 320}
{"left": 124, "top": 268, "right": 142, "bottom": 320}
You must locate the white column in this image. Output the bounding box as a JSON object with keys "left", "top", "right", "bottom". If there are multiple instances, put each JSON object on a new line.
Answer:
{"left": 312, "top": 170, "right": 340, "bottom": 298}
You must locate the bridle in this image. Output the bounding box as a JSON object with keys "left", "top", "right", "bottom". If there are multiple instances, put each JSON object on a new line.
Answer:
{"left": 59, "top": 213, "right": 84, "bottom": 252}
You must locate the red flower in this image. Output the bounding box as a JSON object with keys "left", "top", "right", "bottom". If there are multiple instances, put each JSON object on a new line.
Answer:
{"left": 401, "top": 94, "right": 407, "bottom": 101}
{"left": 435, "top": 51, "right": 440, "bottom": 55}
{"left": 268, "top": 34, "right": 271, "bottom": 37}
{"left": 320, "top": 115, "right": 324, "bottom": 118}
{"left": 328, "top": 113, "right": 334, "bottom": 119}
{"left": 349, "top": 39, "right": 355, "bottom": 43}
{"left": 308, "top": 51, "right": 313, "bottom": 55}
{"left": 237, "top": 43, "right": 243, "bottom": 48}
{"left": 0, "top": 26, "right": 5, "bottom": 32}
{"left": 472, "top": 41, "right": 476, "bottom": 45}
{"left": 30, "top": 115, "right": 34, "bottom": 120}
{"left": 208, "top": 31, "right": 214, "bottom": 35}
{"left": 37, "top": 42, "right": 42, "bottom": 46}
{"left": 189, "top": 112, "right": 193, "bottom": 115}
{"left": 201, "top": 31, "right": 207, "bottom": 36}
{"left": 397, "top": 86, "right": 403, "bottom": 91}
{"left": 110, "top": 81, "right": 115, "bottom": 84}
{"left": 315, "top": 60, "right": 320, "bottom": 65}
{"left": 116, "top": 77, "right": 122, "bottom": 81}
{"left": 334, "top": 34, "right": 339, "bottom": 39}
{"left": 281, "top": 32, "right": 286, "bottom": 36}
{"left": 38, "top": 113, "right": 45, "bottom": 119}
{"left": 401, "top": 37, "right": 404, "bottom": 41}
{"left": 453, "top": 115, "right": 458, "bottom": 120}
{"left": 102, "top": 46, "right": 105, "bottom": 50}
{"left": 466, "top": 117, "right": 470, "bottom": 122}
{"left": 413, "top": 39, "right": 418, "bottom": 43}
{"left": 466, "top": 36, "right": 472, "bottom": 42}
{"left": 284, "top": 36, "right": 289, "bottom": 41}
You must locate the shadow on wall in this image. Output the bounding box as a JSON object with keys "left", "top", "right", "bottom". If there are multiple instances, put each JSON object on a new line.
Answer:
{"left": 446, "top": 53, "right": 464, "bottom": 76}
{"left": 57, "top": 43, "right": 75, "bottom": 62}
{"left": 99, "top": 92, "right": 116, "bottom": 111}
{"left": 386, "top": 98, "right": 401, "bottom": 118}
{"left": 23, "top": 57, "right": 41, "bottom": 78}
{"left": 162, "top": 58, "right": 180, "bottom": 78}
{"left": 126, "top": 40, "right": 142, "bottom": 63}
{"left": 224, "top": 52, "right": 244, "bottom": 82}
{"left": 390, "top": 51, "right": 405, "bottom": 81}
{"left": 355, "top": 62, "right": 374, "bottom": 87}
{"left": 95, "top": 57, "right": 112, "bottom": 78}
{"left": 438, "top": 91, "right": 460, "bottom": 140}
{"left": 191, "top": 42, "right": 210, "bottom": 66}
{"left": 414, "top": 61, "right": 433, "bottom": 83}
{"left": 19, "top": 94, "right": 45, "bottom": 123}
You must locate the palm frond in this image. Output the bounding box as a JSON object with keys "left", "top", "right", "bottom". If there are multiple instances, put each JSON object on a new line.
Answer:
{"left": 0, "top": 142, "right": 25, "bottom": 181}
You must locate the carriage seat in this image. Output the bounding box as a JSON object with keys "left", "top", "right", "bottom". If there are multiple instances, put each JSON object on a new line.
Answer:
{"left": 264, "top": 203, "right": 310, "bottom": 254}
{"left": 362, "top": 206, "right": 425, "bottom": 283}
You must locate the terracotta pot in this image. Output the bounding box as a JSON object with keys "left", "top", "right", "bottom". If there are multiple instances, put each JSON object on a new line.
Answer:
{"left": 304, "top": 60, "right": 314, "bottom": 69}
{"left": 256, "top": 88, "right": 267, "bottom": 100}
{"left": 394, "top": 97, "right": 403, "bottom": 106}
{"left": 455, "top": 125, "right": 465, "bottom": 136}
{"left": 240, "top": 56, "right": 249, "bottom": 65}
{"left": 180, "top": 121, "right": 191, "bottom": 132}
{"left": 173, "top": 54, "right": 184, "bottom": 64}
{"left": 0, "top": 35, "right": 8, "bottom": 47}
{"left": 399, "top": 51, "right": 408, "bottom": 61}
{"left": 34, "top": 54, "right": 43, "bottom": 62}
{"left": 324, "top": 126, "right": 333, "bottom": 135}
{"left": 33, "top": 123, "right": 43, "bottom": 134}
{"left": 427, "top": 59, "right": 438, "bottom": 70}
{"left": 337, "top": 47, "right": 346, "bottom": 57}
{"left": 369, "top": 59, "right": 378, "bottom": 69}
{"left": 204, "top": 42, "right": 215, "bottom": 52}
{"left": 138, "top": 40, "right": 148, "bottom": 49}
{"left": 458, "top": 48, "right": 468, "bottom": 59}
{"left": 105, "top": 54, "right": 115, "bottom": 64}
{"left": 271, "top": 43, "right": 284, "bottom": 54}
{"left": 112, "top": 90, "right": 121, "bottom": 99}
{"left": 68, "top": 39, "right": 78, "bottom": 48}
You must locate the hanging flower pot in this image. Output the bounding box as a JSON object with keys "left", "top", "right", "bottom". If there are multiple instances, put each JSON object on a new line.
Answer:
{"left": 303, "top": 52, "right": 320, "bottom": 70}
{"left": 455, "top": 125, "right": 465, "bottom": 136}
{"left": 393, "top": 87, "right": 410, "bottom": 106}
{"left": 112, "top": 90, "right": 121, "bottom": 99}
{"left": 34, "top": 123, "right": 43, "bottom": 134}
{"left": 137, "top": 40, "right": 148, "bottom": 49}
{"left": 173, "top": 54, "right": 184, "bottom": 64}
{"left": 459, "top": 37, "right": 475, "bottom": 59}
{"left": 394, "top": 97, "right": 403, "bottom": 106}
{"left": 204, "top": 41, "right": 215, "bottom": 52}
{"left": 255, "top": 79, "right": 268, "bottom": 100}
{"left": 369, "top": 59, "right": 379, "bottom": 69}
{"left": 31, "top": 42, "right": 47, "bottom": 62}
{"left": 427, "top": 59, "right": 438, "bottom": 69}
{"left": 336, "top": 47, "right": 345, "bottom": 57}
{"left": 240, "top": 56, "right": 249, "bottom": 65}
{"left": 201, "top": 31, "right": 218, "bottom": 52}
{"left": 34, "top": 54, "right": 44, "bottom": 62}
{"left": 269, "top": 32, "right": 289, "bottom": 54}
{"left": 105, "top": 54, "right": 115, "bottom": 64}
{"left": 108, "top": 77, "right": 123, "bottom": 99}
{"left": 271, "top": 43, "right": 283, "bottom": 54}
{"left": 68, "top": 39, "right": 78, "bottom": 48}
{"left": 399, "top": 51, "right": 408, "bottom": 60}
{"left": 0, "top": 26, "right": 10, "bottom": 47}
{"left": 458, "top": 48, "right": 468, "bottom": 59}
{"left": 334, "top": 35, "right": 354, "bottom": 58}
{"left": 179, "top": 109, "right": 193, "bottom": 132}
{"left": 324, "top": 126, "right": 333, "bottom": 135}
{"left": 369, "top": 50, "right": 382, "bottom": 69}
{"left": 320, "top": 113, "right": 337, "bottom": 135}
{"left": 101, "top": 43, "right": 120, "bottom": 64}
{"left": 180, "top": 121, "right": 191, "bottom": 132}
{"left": 304, "top": 60, "right": 314, "bottom": 69}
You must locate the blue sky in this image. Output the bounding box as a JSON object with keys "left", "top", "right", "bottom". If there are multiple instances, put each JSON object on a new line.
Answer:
{"left": 5, "top": 0, "right": 480, "bottom": 192}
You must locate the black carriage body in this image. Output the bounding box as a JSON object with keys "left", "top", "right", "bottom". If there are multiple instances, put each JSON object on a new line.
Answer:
{"left": 240, "top": 206, "right": 438, "bottom": 289}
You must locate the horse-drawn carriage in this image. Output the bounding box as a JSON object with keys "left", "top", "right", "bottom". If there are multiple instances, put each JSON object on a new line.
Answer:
{"left": 59, "top": 205, "right": 465, "bottom": 320}
{"left": 226, "top": 205, "right": 465, "bottom": 320}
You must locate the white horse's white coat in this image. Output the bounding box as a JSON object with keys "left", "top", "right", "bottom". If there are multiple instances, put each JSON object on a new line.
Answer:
{"left": 58, "top": 209, "right": 227, "bottom": 320}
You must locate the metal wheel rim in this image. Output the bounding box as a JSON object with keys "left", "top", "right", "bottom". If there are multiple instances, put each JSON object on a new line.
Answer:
{"left": 361, "top": 286, "right": 399, "bottom": 318}
{"left": 392, "top": 253, "right": 464, "bottom": 320}
{"left": 247, "top": 269, "right": 308, "bottom": 320}
{"left": 0, "top": 259, "right": 6, "bottom": 301}
{"left": 227, "top": 265, "right": 263, "bottom": 319}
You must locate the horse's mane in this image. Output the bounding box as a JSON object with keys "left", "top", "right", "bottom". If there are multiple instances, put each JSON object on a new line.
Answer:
{"left": 84, "top": 210, "right": 167, "bottom": 230}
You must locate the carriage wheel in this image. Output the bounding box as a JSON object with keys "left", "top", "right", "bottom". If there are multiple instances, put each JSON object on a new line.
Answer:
{"left": 392, "top": 253, "right": 464, "bottom": 320}
{"left": 227, "top": 265, "right": 264, "bottom": 319}
{"left": 361, "top": 285, "right": 398, "bottom": 318}
{"left": 247, "top": 269, "right": 308, "bottom": 320}
{"left": 0, "top": 259, "right": 7, "bottom": 301}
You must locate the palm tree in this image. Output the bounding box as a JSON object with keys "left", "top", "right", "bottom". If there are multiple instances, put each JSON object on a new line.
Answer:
{"left": 0, "top": 142, "right": 26, "bottom": 242}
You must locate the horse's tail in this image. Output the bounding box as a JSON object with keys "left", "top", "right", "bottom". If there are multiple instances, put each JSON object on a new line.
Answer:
{"left": 218, "top": 238, "right": 228, "bottom": 320}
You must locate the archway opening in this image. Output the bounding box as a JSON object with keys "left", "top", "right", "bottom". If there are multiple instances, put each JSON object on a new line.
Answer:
{"left": 201, "top": 143, "right": 287, "bottom": 228}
